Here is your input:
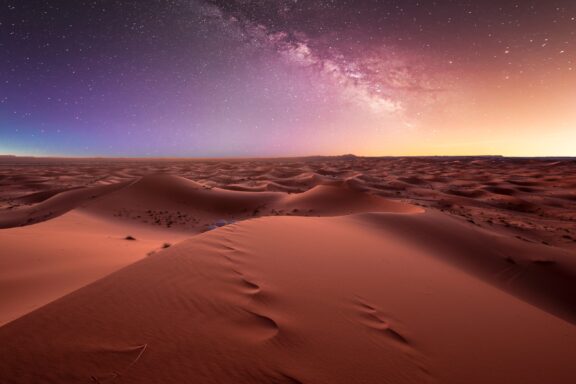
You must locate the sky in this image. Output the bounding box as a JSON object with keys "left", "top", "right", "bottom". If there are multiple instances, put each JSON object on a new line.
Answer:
{"left": 0, "top": 0, "right": 575, "bottom": 157}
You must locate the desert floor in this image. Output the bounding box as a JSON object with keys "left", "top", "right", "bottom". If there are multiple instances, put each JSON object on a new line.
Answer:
{"left": 0, "top": 156, "right": 575, "bottom": 383}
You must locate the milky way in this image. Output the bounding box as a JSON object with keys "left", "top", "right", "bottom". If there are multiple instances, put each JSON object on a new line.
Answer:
{"left": 1, "top": 1, "right": 575, "bottom": 156}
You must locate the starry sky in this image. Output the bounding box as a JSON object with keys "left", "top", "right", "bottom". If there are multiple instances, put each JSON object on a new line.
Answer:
{"left": 1, "top": 0, "right": 575, "bottom": 157}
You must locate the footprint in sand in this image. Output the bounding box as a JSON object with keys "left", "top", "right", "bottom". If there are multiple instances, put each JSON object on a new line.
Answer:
{"left": 226, "top": 264, "right": 262, "bottom": 295}
{"left": 220, "top": 244, "right": 277, "bottom": 340}
{"left": 90, "top": 344, "right": 148, "bottom": 383}
{"left": 240, "top": 277, "right": 261, "bottom": 294}
{"left": 245, "top": 309, "right": 279, "bottom": 332}
{"left": 233, "top": 308, "right": 280, "bottom": 342}
{"left": 352, "top": 298, "right": 435, "bottom": 379}
{"left": 353, "top": 298, "right": 409, "bottom": 346}
{"left": 222, "top": 246, "right": 262, "bottom": 295}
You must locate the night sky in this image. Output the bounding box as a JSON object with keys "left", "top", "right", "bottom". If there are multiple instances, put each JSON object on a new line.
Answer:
{"left": 1, "top": 1, "right": 575, "bottom": 157}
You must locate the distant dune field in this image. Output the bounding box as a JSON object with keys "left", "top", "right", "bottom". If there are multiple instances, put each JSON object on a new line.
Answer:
{"left": 0, "top": 156, "right": 575, "bottom": 383}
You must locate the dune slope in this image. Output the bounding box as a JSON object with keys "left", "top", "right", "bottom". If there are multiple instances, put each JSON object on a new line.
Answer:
{"left": 0, "top": 210, "right": 188, "bottom": 326}
{"left": 0, "top": 175, "right": 418, "bottom": 326}
{"left": 0, "top": 215, "right": 575, "bottom": 384}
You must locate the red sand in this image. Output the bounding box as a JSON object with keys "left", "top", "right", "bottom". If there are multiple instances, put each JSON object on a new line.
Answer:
{"left": 0, "top": 156, "right": 575, "bottom": 383}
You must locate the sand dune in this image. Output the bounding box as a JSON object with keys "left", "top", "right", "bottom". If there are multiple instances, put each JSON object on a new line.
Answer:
{"left": 0, "top": 174, "right": 418, "bottom": 326}
{"left": 0, "top": 181, "right": 132, "bottom": 228}
{"left": 1, "top": 216, "right": 575, "bottom": 383}
{"left": 2, "top": 157, "right": 574, "bottom": 249}
{"left": 0, "top": 210, "right": 188, "bottom": 325}
{"left": 1, "top": 173, "right": 420, "bottom": 232}
{"left": 0, "top": 157, "right": 575, "bottom": 383}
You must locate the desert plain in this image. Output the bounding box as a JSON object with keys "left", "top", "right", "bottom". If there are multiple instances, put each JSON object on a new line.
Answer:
{"left": 0, "top": 155, "right": 575, "bottom": 383}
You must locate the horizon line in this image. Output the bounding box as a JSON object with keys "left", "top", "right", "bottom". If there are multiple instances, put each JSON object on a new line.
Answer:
{"left": 1, "top": 154, "right": 575, "bottom": 160}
